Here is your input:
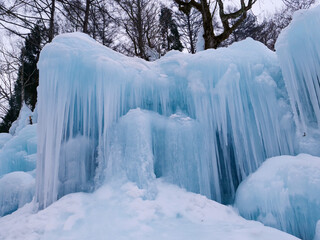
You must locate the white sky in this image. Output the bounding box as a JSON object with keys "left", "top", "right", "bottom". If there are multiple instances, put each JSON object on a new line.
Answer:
{"left": 251, "top": 0, "right": 285, "bottom": 21}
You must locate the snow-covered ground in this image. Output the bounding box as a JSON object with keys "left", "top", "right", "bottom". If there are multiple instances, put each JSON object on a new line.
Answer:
{"left": 0, "top": 180, "right": 298, "bottom": 240}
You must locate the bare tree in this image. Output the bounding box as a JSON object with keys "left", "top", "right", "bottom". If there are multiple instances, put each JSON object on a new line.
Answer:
{"left": 283, "top": 0, "right": 315, "bottom": 10}
{"left": 0, "top": 0, "right": 57, "bottom": 42}
{"left": 173, "top": 0, "right": 256, "bottom": 49}
{"left": 112, "top": 0, "right": 160, "bottom": 60}
{"left": 254, "top": 0, "right": 316, "bottom": 50}
{"left": 174, "top": 3, "right": 202, "bottom": 53}
{"left": 57, "top": 0, "right": 117, "bottom": 47}
{"left": 0, "top": 44, "right": 19, "bottom": 118}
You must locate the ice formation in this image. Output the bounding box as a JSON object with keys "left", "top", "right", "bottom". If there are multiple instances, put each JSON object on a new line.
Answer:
{"left": 0, "top": 124, "right": 37, "bottom": 177}
{"left": 234, "top": 154, "right": 320, "bottom": 240}
{"left": 9, "top": 104, "right": 36, "bottom": 135}
{"left": 0, "top": 104, "right": 37, "bottom": 216}
{"left": 276, "top": 6, "right": 320, "bottom": 133}
{"left": 0, "top": 171, "right": 35, "bottom": 216}
{"left": 315, "top": 221, "right": 320, "bottom": 240}
{"left": 36, "top": 32, "right": 295, "bottom": 208}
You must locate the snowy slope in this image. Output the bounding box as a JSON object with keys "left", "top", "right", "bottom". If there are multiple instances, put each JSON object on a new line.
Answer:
{"left": 0, "top": 180, "right": 298, "bottom": 240}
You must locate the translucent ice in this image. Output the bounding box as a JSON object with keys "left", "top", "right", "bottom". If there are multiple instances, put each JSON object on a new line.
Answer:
{"left": 105, "top": 108, "right": 207, "bottom": 198}
{"left": 0, "top": 124, "right": 37, "bottom": 177}
{"left": 37, "top": 33, "right": 295, "bottom": 208}
{"left": 315, "top": 221, "right": 320, "bottom": 240}
{"left": 276, "top": 5, "right": 320, "bottom": 134}
{"left": 235, "top": 154, "right": 320, "bottom": 240}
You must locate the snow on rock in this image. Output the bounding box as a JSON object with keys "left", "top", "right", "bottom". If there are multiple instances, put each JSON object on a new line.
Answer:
{"left": 0, "top": 171, "right": 35, "bottom": 216}
{"left": 0, "top": 124, "right": 37, "bottom": 177}
{"left": 0, "top": 180, "right": 298, "bottom": 240}
{"left": 276, "top": 5, "right": 320, "bottom": 134}
{"left": 234, "top": 154, "right": 320, "bottom": 240}
{"left": 37, "top": 33, "right": 295, "bottom": 208}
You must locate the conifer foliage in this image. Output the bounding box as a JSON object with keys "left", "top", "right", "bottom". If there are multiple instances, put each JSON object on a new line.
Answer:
{"left": 159, "top": 6, "right": 183, "bottom": 55}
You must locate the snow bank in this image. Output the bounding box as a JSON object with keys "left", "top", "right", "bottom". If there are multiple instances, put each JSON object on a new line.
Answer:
{"left": 37, "top": 33, "right": 295, "bottom": 208}
{"left": 0, "top": 180, "right": 298, "bottom": 240}
{"left": 235, "top": 154, "right": 320, "bottom": 240}
{"left": 276, "top": 5, "right": 320, "bottom": 133}
{"left": 0, "top": 171, "right": 35, "bottom": 216}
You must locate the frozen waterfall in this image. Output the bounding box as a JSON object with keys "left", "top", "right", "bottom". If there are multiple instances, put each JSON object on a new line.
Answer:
{"left": 36, "top": 34, "right": 295, "bottom": 208}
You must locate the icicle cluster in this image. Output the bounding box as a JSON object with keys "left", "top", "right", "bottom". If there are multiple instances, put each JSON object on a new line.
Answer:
{"left": 276, "top": 6, "right": 320, "bottom": 133}
{"left": 36, "top": 34, "right": 295, "bottom": 208}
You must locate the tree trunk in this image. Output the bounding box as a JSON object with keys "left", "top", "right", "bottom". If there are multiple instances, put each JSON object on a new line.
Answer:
{"left": 20, "top": 50, "right": 25, "bottom": 107}
{"left": 186, "top": 13, "right": 195, "bottom": 54}
{"left": 48, "top": 0, "right": 55, "bottom": 42}
{"left": 83, "top": 0, "right": 90, "bottom": 33}
{"left": 200, "top": 0, "right": 216, "bottom": 49}
{"left": 136, "top": 0, "right": 147, "bottom": 60}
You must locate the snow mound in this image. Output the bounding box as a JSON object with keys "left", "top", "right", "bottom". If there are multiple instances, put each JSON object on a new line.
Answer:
{"left": 0, "top": 180, "right": 298, "bottom": 240}
{"left": 0, "top": 171, "right": 35, "bottom": 216}
{"left": 235, "top": 154, "right": 320, "bottom": 240}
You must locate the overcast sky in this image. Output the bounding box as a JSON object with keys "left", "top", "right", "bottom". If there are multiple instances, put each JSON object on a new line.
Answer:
{"left": 252, "top": 0, "right": 285, "bottom": 20}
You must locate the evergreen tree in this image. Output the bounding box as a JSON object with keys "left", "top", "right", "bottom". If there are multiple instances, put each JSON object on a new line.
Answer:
{"left": 21, "top": 24, "right": 42, "bottom": 110}
{"left": 0, "top": 24, "right": 42, "bottom": 132}
{"left": 159, "top": 7, "right": 183, "bottom": 55}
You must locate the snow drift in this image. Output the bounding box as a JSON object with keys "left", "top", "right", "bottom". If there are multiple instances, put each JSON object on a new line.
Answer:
{"left": 0, "top": 180, "right": 299, "bottom": 240}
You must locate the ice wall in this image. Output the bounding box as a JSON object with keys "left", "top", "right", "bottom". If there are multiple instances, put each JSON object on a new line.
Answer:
{"left": 235, "top": 154, "right": 320, "bottom": 240}
{"left": 36, "top": 33, "right": 295, "bottom": 208}
{"left": 276, "top": 5, "right": 320, "bottom": 134}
